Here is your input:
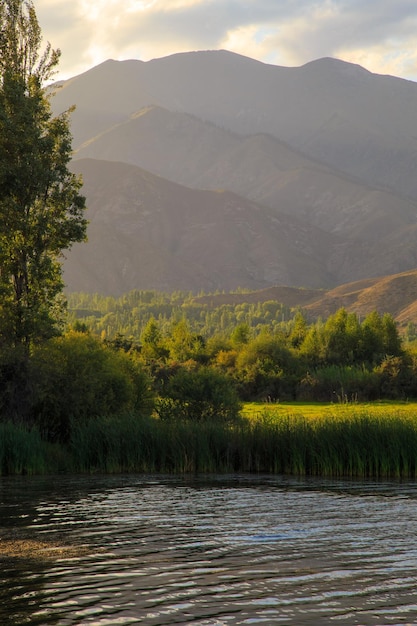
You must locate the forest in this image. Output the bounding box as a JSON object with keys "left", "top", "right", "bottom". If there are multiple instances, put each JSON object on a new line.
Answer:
{"left": 65, "top": 288, "right": 417, "bottom": 412}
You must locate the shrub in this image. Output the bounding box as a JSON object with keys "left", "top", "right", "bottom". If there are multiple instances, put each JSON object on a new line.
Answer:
{"left": 155, "top": 366, "right": 241, "bottom": 423}
{"left": 235, "top": 334, "right": 298, "bottom": 400}
{"left": 299, "top": 365, "right": 380, "bottom": 402}
{"left": 31, "top": 331, "right": 153, "bottom": 442}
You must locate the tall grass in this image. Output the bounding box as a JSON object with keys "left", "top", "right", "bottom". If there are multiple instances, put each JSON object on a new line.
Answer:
{"left": 2, "top": 407, "right": 417, "bottom": 477}
{"left": 69, "top": 408, "right": 417, "bottom": 478}
{"left": 0, "top": 422, "right": 49, "bottom": 475}
{"left": 70, "top": 414, "right": 238, "bottom": 474}
{"left": 244, "top": 409, "right": 417, "bottom": 477}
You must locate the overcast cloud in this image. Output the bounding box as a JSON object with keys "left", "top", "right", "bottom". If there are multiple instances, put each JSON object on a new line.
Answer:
{"left": 35, "top": 0, "right": 417, "bottom": 81}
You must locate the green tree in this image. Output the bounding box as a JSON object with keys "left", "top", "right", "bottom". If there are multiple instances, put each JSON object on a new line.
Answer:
{"left": 361, "top": 311, "right": 403, "bottom": 363}
{"left": 167, "top": 319, "right": 206, "bottom": 363}
{"left": 0, "top": 1, "right": 87, "bottom": 418}
{"left": 140, "top": 316, "right": 168, "bottom": 362}
{"left": 231, "top": 322, "right": 251, "bottom": 347}
{"left": 299, "top": 323, "right": 325, "bottom": 366}
{"left": 236, "top": 332, "right": 297, "bottom": 399}
{"left": 381, "top": 313, "right": 403, "bottom": 356}
{"left": 322, "top": 308, "right": 362, "bottom": 365}
{"left": 288, "top": 311, "right": 308, "bottom": 349}
{"left": 31, "top": 331, "right": 153, "bottom": 442}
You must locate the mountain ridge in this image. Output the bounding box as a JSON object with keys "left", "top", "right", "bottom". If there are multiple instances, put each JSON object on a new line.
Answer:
{"left": 73, "top": 104, "right": 417, "bottom": 244}
{"left": 51, "top": 50, "right": 417, "bottom": 303}
{"left": 53, "top": 49, "right": 417, "bottom": 201}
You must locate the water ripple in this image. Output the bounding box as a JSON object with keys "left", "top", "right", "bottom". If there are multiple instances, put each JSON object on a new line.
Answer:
{"left": 1, "top": 475, "right": 417, "bottom": 625}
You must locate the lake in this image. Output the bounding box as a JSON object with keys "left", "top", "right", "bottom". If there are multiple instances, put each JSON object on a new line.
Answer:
{"left": 1, "top": 474, "right": 417, "bottom": 625}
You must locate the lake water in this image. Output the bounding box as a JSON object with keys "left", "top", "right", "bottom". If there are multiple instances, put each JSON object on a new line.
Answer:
{"left": 1, "top": 474, "right": 417, "bottom": 625}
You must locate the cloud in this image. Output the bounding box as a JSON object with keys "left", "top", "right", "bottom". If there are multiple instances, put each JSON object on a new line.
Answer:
{"left": 35, "top": 0, "right": 417, "bottom": 81}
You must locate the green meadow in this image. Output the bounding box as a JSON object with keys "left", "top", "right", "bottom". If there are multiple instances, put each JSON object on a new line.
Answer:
{"left": 242, "top": 400, "right": 417, "bottom": 420}
{"left": 2, "top": 402, "right": 417, "bottom": 479}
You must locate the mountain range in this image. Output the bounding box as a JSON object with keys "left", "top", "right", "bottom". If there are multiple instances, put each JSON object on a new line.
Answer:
{"left": 52, "top": 50, "right": 417, "bottom": 307}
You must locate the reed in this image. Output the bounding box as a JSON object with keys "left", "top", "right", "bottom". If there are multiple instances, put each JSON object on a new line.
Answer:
{"left": 0, "top": 422, "right": 47, "bottom": 475}
{"left": 70, "top": 413, "right": 238, "bottom": 474}
{"left": 1, "top": 405, "right": 417, "bottom": 477}
{"left": 67, "top": 407, "right": 417, "bottom": 478}
{"left": 70, "top": 413, "right": 157, "bottom": 473}
{"left": 244, "top": 407, "right": 417, "bottom": 477}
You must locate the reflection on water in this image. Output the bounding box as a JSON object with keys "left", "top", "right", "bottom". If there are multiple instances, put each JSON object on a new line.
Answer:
{"left": 1, "top": 474, "right": 417, "bottom": 625}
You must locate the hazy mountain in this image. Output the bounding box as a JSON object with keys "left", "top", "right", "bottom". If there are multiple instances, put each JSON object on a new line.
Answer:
{"left": 74, "top": 105, "right": 417, "bottom": 242}
{"left": 53, "top": 50, "right": 417, "bottom": 200}
{"left": 63, "top": 159, "right": 417, "bottom": 297}
{"left": 51, "top": 50, "right": 417, "bottom": 295}
{"left": 64, "top": 159, "right": 339, "bottom": 295}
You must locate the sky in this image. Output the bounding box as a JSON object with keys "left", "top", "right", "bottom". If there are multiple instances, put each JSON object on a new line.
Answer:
{"left": 35, "top": 0, "right": 417, "bottom": 82}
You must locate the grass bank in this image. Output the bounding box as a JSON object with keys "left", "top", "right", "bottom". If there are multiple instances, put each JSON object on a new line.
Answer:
{"left": 1, "top": 404, "right": 417, "bottom": 478}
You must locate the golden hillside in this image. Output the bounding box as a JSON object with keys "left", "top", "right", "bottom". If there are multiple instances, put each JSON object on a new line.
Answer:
{"left": 194, "top": 270, "right": 417, "bottom": 328}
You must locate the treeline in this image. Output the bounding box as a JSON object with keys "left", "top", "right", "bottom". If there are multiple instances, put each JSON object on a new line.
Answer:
{"left": 67, "top": 290, "right": 293, "bottom": 340}
{"left": 69, "top": 290, "right": 417, "bottom": 406}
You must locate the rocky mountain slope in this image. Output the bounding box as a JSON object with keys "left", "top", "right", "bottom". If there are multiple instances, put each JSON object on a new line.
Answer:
{"left": 74, "top": 105, "right": 417, "bottom": 243}
{"left": 66, "top": 159, "right": 338, "bottom": 295}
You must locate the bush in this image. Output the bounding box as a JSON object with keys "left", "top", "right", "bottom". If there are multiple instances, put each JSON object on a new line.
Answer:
{"left": 30, "top": 331, "right": 154, "bottom": 442}
{"left": 374, "top": 355, "right": 414, "bottom": 399}
{"left": 155, "top": 366, "right": 241, "bottom": 423}
{"left": 235, "top": 334, "right": 298, "bottom": 400}
{"left": 299, "top": 365, "right": 380, "bottom": 402}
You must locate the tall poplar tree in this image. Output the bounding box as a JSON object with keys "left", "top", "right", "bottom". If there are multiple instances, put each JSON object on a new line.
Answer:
{"left": 0, "top": 0, "right": 87, "bottom": 418}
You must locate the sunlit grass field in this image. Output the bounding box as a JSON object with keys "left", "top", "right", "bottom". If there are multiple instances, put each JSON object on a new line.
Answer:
{"left": 241, "top": 400, "right": 417, "bottom": 421}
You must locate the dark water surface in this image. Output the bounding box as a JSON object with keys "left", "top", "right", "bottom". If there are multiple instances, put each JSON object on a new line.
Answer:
{"left": 1, "top": 474, "right": 417, "bottom": 625}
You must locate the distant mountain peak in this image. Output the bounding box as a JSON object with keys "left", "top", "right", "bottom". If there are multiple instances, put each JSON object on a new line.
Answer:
{"left": 300, "top": 56, "right": 371, "bottom": 76}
